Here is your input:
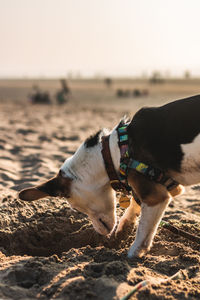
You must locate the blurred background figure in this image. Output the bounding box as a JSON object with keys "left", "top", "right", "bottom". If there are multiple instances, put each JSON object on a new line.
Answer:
{"left": 29, "top": 85, "right": 51, "bottom": 104}
{"left": 56, "top": 79, "right": 71, "bottom": 105}
{"left": 104, "top": 77, "right": 112, "bottom": 89}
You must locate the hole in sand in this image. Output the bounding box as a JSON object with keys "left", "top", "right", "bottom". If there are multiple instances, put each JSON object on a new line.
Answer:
{"left": 0, "top": 197, "right": 133, "bottom": 257}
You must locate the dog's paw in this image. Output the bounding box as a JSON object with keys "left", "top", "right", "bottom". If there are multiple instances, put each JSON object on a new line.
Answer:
{"left": 116, "top": 218, "right": 130, "bottom": 234}
{"left": 128, "top": 244, "right": 150, "bottom": 258}
{"left": 116, "top": 215, "right": 136, "bottom": 235}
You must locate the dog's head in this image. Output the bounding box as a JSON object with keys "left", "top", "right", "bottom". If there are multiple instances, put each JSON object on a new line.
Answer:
{"left": 19, "top": 130, "right": 117, "bottom": 236}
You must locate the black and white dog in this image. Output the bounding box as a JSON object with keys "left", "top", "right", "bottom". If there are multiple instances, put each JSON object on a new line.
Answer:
{"left": 19, "top": 95, "right": 200, "bottom": 257}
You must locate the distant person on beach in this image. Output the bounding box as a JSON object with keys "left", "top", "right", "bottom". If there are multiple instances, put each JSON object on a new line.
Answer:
{"left": 56, "top": 79, "right": 71, "bottom": 105}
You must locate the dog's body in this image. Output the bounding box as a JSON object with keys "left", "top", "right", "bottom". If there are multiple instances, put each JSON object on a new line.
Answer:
{"left": 19, "top": 95, "right": 200, "bottom": 257}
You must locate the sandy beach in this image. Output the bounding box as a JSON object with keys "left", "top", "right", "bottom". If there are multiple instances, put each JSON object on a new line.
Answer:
{"left": 0, "top": 79, "right": 199, "bottom": 299}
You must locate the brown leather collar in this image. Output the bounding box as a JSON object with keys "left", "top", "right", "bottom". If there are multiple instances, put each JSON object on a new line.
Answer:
{"left": 101, "top": 135, "right": 128, "bottom": 193}
{"left": 101, "top": 133, "right": 142, "bottom": 207}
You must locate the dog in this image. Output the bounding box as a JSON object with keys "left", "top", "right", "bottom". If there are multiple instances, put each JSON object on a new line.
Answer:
{"left": 19, "top": 94, "right": 200, "bottom": 257}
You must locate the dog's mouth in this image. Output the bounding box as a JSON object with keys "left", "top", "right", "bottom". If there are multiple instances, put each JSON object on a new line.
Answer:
{"left": 90, "top": 216, "right": 115, "bottom": 236}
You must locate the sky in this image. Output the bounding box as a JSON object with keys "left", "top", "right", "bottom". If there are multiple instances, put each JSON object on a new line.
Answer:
{"left": 0, "top": 0, "right": 200, "bottom": 78}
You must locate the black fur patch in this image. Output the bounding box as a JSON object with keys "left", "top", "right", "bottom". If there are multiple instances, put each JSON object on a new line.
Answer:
{"left": 128, "top": 94, "right": 200, "bottom": 172}
{"left": 85, "top": 130, "right": 102, "bottom": 148}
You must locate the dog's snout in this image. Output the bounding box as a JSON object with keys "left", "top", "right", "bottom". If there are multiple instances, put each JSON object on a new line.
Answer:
{"left": 99, "top": 218, "right": 111, "bottom": 232}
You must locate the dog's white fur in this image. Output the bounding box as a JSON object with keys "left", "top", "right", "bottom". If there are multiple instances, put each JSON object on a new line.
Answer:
{"left": 127, "top": 199, "right": 171, "bottom": 257}
{"left": 176, "top": 133, "right": 200, "bottom": 185}
{"left": 61, "top": 129, "right": 117, "bottom": 236}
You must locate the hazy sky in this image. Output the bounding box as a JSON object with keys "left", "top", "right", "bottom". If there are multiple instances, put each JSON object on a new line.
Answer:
{"left": 0, "top": 0, "right": 200, "bottom": 78}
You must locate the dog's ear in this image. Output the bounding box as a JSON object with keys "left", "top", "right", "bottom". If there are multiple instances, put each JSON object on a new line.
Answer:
{"left": 18, "top": 187, "right": 49, "bottom": 201}
{"left": 18, "top": 172, "right": 71, "bottom": 201}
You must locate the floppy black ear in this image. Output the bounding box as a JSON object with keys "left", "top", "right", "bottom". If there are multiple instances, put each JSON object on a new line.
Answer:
{"left": 18, "top": 175, "right": 59, "bottom": 201}
{"left": 18, "top": 172, "right": 72, "bottom": 201}
{"left": 18, "top": 187, "right": 49, "bottom": 201}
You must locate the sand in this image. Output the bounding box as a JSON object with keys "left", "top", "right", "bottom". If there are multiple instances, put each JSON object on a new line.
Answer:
{"left": 0, "top": 79, "right": 200, "bottom": 299}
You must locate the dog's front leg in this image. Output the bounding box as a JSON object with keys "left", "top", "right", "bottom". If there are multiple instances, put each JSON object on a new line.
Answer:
{"left": 128, "top": 197, "right": 171, "bottom": 258}
{"left": 116, "top": 197, "right": 141, "bottom": 233}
